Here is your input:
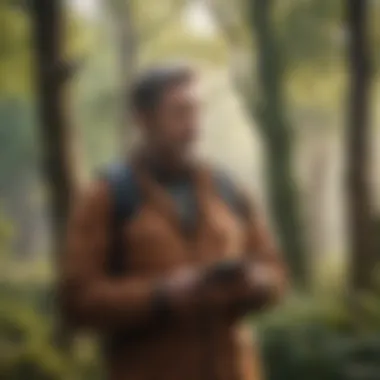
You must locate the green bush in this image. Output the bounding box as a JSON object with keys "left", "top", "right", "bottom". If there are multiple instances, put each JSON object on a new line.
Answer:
{"left": 2, "top": 288, "right": 380, "bottom": 380}
{"left": 257, "top": 296, "right": 380, "bottom": 380}
{"left": 0, "top": 299, "right": 65, "bottom": 380}
{"left": 0, "top": 278, "right": 102, "bottom": 380}
{"left": 0, "top": 287, "right": 103, "bottom": 380}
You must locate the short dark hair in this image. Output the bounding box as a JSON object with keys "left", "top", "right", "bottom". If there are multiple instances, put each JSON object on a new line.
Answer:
{"left": 130, "top": 62, "right": 195, "bottom": 114}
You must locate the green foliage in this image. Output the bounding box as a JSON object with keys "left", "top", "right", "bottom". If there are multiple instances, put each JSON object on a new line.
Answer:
{"left": 258, "top": 296, "right": 380, "bottom": 380}
{"left": 0, "top": 0, "right": 31, "bottom": 97}
{"left": 0, "top": 213, "right": 101, "bottom": 380}
{"left": 0, "top": 294, "right": 103, "bottom": 380}
{"left": 0, "top": 216, "right": 63, "bottom": 379}
{"left": 353, "top": 266, "right": 380, "bottom": 331}
{"left": 275, "top": 0, "right": 344, "bottom": 68}
{"left": 0, "top": 211, "right": 13, "bottom": 273}
{"left": 141, "top": 29, "right": 227, "bottom": 66}
{"left": 256, "top": 267, "right": 380, "bottom": 380}
{"left": 0, "top": 99, "right": 38, "bottom": 190}
{"left": 3, "top": 280, "right": 380, "bottom": 380}
{"left": 0, "top": 299, "right": 63, "bottom": 380}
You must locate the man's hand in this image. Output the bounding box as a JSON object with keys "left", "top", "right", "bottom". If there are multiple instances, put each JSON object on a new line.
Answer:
{"left": 157, "top": 259, "right": 282, "bottom": 321}
{"left": 230, "top": 262, "right": 284, "bottom": 314}
{"left": 158, "top": 260, "right": 246, "bottom": 319}
{"left": 158, "top": 267, "right": 202, "bottom": 318}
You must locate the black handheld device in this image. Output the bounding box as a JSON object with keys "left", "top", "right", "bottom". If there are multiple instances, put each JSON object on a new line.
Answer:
{"left": 202, "top": 259, "right": 244, "bottom": 285}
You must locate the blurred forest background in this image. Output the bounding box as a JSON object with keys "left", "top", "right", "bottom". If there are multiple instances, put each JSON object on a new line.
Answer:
{"left": 1, "top": 0, "right": 380, "bottom": 379}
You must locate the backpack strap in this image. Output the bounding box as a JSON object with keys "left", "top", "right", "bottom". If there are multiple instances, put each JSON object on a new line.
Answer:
{"left": 98, "top": 163, "right": 151, "bottom": 355}
{"left": 212, "top": 169, "right": 247, "bottom": 220}
{"left": 99, "top": 162, "right": 140, "bottom": 276}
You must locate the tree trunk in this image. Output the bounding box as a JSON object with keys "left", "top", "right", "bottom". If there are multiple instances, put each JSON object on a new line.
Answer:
{"left": 248, "top": 0, "right": 307, "bottom": 288}
{"left": 346, "top": 0, "right": 376, "bottom": 290}
{"left": 31, "top": 0, "right": 76, "bottom": 346}
{"left": 32, "top": 0, "right": 75, "bottom": 255}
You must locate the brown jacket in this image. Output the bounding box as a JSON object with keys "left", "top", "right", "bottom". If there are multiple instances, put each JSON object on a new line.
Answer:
{"left": 61, "top": 161, "right": 287, "bottom": 380}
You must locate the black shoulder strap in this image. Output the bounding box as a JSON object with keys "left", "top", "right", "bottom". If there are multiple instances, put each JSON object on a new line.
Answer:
{"left": 100, "top": 163, "right": 139, "bottom": 276}
{"left": 212, "top": 169, "right": 247, "bottom": 219}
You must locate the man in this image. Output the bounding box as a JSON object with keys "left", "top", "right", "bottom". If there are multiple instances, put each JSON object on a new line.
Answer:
{"left": 62, "top": 63, "right": 287, "bottom": 380}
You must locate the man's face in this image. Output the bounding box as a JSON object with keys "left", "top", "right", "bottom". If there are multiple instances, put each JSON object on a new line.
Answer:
{"left": 146, "top": 78, "right": 201, "bottom": 160}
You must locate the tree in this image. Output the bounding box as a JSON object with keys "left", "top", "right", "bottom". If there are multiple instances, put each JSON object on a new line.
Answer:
{"left": 248, "top": 0, "right": 306, "bottom": 288}
{"left": 31, "top": 0, "right": 78, "bottom": 346}
{"left": 346, "top": 0, "right": 377, "bottom": 290}
{"left": 31, "top": 0, "right": 77, "bottom": 252}
{"left": 210, "top": 0, "right": 307, "bottom": 287}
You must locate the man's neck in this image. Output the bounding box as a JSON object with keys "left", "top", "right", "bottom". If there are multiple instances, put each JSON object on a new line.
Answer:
{"left": 141, "top": 148, "right": 194, "bottom": 182}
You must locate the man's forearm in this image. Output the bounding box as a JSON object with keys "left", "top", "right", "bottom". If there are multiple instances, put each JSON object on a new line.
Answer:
{"left": 62, "top": 265, "right": 219, "bottom": 331}
{"left": 62, "top": 276, "right": 169, "bottom": 331}
{"left": 62, "top": 258, "right": 282, "bottom": 331}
